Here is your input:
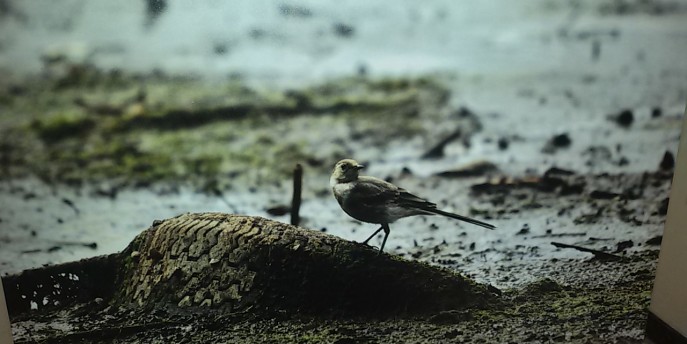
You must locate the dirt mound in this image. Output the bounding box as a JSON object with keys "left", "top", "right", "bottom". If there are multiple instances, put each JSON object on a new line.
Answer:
{"left": 4, "top": 213, "right": 497, "bottom": 319}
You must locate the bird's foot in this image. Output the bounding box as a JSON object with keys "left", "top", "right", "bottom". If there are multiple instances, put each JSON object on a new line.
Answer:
{"left": 357, "top": 240, "right": 384, "bottom": 255}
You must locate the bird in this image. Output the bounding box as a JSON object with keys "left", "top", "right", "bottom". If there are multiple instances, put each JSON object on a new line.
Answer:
{"left": 330, "top": 158, "right": 495, "bottom": 254}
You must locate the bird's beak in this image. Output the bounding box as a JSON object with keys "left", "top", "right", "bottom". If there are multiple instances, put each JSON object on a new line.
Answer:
{"left": 355, "top": 164, "right": 364, "bottom": 170}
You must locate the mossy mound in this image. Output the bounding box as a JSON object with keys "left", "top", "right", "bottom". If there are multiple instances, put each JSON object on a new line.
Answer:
{"left": 115, "top": 213, "right": 498, "bottom": 316}
{"left": 4, "top": 213, "right": 498, "bottom": 318}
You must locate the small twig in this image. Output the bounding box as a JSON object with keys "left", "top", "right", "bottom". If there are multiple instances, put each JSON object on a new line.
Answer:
{"left": 61, "top": 198, "right": 79, "bottom": 215}
{"left": 291, "top": 164, "right": 303, "bottom": 226}
{"left": 421, "top": 128, "right": 462, "bottom": 159}
{"left": 56, "top": 241, "right": 98, "bottom": 249}
{"left": 530, "top": 232, "right": 586, "bottom": 239}
{"left": 20, "top": 241, "right": 97, "bottom": 254}
{"left": 551, "top": 241, "right": 624, "bottom": 261}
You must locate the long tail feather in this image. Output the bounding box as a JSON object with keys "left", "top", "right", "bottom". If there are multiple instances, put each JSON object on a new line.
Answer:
{"left": 427, "top": 209, "right": 495, "bottom": 230}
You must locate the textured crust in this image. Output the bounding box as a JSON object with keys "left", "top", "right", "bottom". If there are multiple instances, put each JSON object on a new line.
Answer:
{"left": 115, "top": 212, "right": 495, "bottom": 315}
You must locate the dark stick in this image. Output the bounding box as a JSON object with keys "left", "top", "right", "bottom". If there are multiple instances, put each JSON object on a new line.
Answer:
{"left": 421, "top": 128, "right": 462, "bottom": 159}
{"left": 291, "top": 164, "right": 303, "bottom": 226}
{"left": 551, "top": 241, "right": 625, "bottom": 261}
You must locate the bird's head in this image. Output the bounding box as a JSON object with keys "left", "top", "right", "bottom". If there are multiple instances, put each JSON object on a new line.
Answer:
{"left": 331, "top": 159, "right": 364, "bottom": 183}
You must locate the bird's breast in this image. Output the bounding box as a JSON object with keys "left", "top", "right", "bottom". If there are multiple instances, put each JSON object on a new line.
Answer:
{"left": 332, "top": 182, "right": 354, "bottom": 204}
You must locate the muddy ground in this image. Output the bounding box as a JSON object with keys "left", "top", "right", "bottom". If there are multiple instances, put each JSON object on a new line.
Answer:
{"left": 1, "top": 0, "right": 686, "bottom": 343}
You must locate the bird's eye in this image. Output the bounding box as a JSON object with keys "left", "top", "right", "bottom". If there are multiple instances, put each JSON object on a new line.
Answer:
{"left": 341, "top": 164, "right": 349, "bottom": 171}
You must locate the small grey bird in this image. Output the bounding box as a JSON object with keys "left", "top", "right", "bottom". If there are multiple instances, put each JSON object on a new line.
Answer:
{"left": 330, "top": 159, "right": 495, "bottom": 254}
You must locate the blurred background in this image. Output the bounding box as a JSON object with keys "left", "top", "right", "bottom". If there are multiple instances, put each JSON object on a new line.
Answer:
{"left": 0, "top": 0, "right": 685, "bottom": 289}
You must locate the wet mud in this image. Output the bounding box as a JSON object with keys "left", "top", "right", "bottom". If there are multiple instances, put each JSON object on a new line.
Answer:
{"left": 4, "top": 214, "right": 657, "bottom": 343}
{"left": 1, "top": 0, "right": 686, "bottom": 343}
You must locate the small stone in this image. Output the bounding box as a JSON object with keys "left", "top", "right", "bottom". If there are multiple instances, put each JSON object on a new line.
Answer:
{"left": 333, "top": 23, "right": 354, "bottom": 37}
{"left": 435, "top": 160, "right": 498, "bottom": 178}
{"left": 552, "top": 133, "right": 571, "bottom": 147}
{"left": 651, "top": 107, "right": 662, "bottom": 118}
{"left": 659, "top": 151, "right": 674, "bottom": 170}
{"left": 265, "top": 205, "right": 290, "bottom": 216}
{"left": 516, "top": 225, "right": 530, "bottom": 235}
{"left": 614, "top": 240, "right": 633, "bottom": 253}
{"left": 646, "top": 236, "right": 663, "bottom": 246}
{"left": 658, "top": 198, "right": 669, "bottom": 215}
{"left": 542, "top": 133, "right": 572, "bottom": 154}
{"left": 611, "top": 109, "right": 634, "bottom": 127}
{"left": 497, "top": 137, "right": 509, "bottom": 150}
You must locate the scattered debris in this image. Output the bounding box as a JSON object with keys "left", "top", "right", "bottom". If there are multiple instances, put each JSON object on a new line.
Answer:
{"left": 542, "top": 133, "right": 571, "bottom": 153}
{"left": 657, "top": 197, "right": 669, "bottom": 215}
{"left": 651, "top": 107, "right": 662, "bottom": 118}
{"left": 472, "top": 168, "right": 583, "bottom": 195}
{"left": 589, "top": 190, "right": 624, "bottom": 200}
{"left": 144, "top": 0, "right": 167, "bottom": 28}
{"left": 544, "top": 167, "right": 576, "bottom": 176}
{"left": 531, "top": 232, "right": 586, "bottom": 238}
{"left": 62, "top": 198, "right": 80, "bottom": 215}
{"left": 497, "top": 137, "right": 509, "bottom": 150}
{"left": 516, "top": 224, "right": 530, "bottom": 235}
{"left": 551, "top": 133, "right": 572, "bottom": 147}
{"left": 422, "top": 128, "right": 462, "bottom": 159}
{"left": 645, "top": 236, "right": 663, "bottom": 246}
{"left": 435, "top": 160, "right": 498, "bottom": 178}
{"left": 615, "top": 240, "right": 634, "bottom": 253}
{"left": 574, "top": 208, "right": 605, "bottom": 225}
{"left": 20, "top": 241, "right": 97, "bottom": 254}
{"left": 551, "top": 242, "right": 625, "bottom": 261}
{"left": 608, "top": 109, "right": 634, "bottom": 128}
{"left": 279, "top": 4, "right": 312, "bottom": 17}
{"left": 333, "top": 23, "right": 355, "bottom": 37}
{"left": 265, "top": 205, "right": 290, "bottom": 216}
{"left": 659, "top": 151, "right": 674, "bottom": 170}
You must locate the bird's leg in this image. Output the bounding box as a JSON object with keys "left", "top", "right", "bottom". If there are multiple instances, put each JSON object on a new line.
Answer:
{"left": 378, "top": 223, "right": 391, "bottom": 255}
{"left": 362, "top": 226, "right": 384, "bottom": 245}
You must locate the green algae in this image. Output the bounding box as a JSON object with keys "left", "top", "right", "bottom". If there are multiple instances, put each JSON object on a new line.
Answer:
{"left": 30, "top": 111, "right": 95, "bottom": 143}
{"left": 1, "top": 68, "right": 450, "bottom": 190}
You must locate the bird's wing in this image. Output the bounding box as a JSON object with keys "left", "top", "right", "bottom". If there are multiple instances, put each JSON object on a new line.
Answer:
{"left": 396, "top": 188, "right": 438, "bottom": 211}
{"left": 347, "top": 177, "right": 400, "bottom": 208}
